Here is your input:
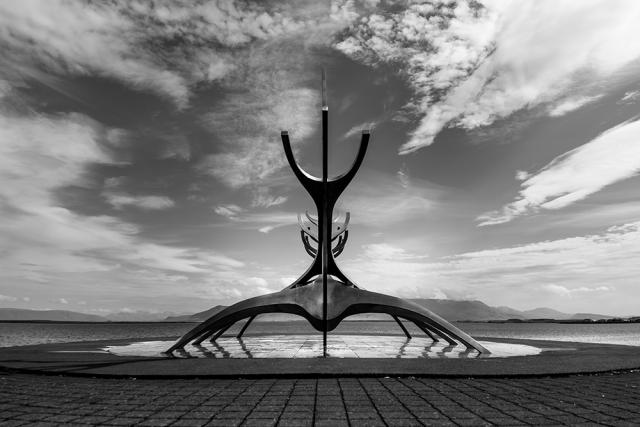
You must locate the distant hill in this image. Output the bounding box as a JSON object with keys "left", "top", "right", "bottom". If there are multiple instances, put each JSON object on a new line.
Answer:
{"left": 409, "top": 299, "right": 524, "bottom": 321}
{"left": 520, "top": 307, "right": 573, "bottom": 320}
{"left": 411, "top": 300, "right": 615, "bottom": 322}
{"left": 163, "top": 299, "right": 611, "bottom": 323}
{"left": 0, "top": 308, "right": 107, "bottom": 322}
{"left": 104, "top": 311, "right": 180, "bottom": 322}
{"left": 165, "top": 305, "right": 227, "bottom": 322}
{"left": 1, "top": 300, "right": 616, "bottom": 323}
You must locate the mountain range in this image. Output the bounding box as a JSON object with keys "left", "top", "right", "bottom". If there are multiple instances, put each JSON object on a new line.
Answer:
{"left": 162, "top": 299, "right": 615, "bottom": 322}
{"left": 0, "top": 300, "right": 616, "bottom": 322}
{"left": 0, "top": 308, "right": 178, "bottom": 322}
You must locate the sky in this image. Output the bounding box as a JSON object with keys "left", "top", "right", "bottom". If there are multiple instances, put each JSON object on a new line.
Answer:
{"left": 2, "top": 0, "right": 640, "bottom": 317}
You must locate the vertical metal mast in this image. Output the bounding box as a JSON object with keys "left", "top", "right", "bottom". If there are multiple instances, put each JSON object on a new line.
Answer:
{"left": 321, "top": 69, "right": 329, "bottom": 357}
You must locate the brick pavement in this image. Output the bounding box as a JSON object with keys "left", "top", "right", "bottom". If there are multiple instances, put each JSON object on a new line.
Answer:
{"left": 1, "top": 369, "right": 639, "bottom": 426}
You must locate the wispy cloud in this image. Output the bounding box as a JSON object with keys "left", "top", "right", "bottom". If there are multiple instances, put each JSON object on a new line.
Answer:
{"left": 195, "top": 4, "right": 357, "bottom": 192}
{"left": 344, "top": 221, "right": 640, "bottom": 313}
{"left": 0, "top": 1, "right": 341, "bottom": 108}
{"left": 214, "top": 204, "right": 244, "bottom": 219}
{"left": 362, "top": 243, "right": 427, "bottom": 261}
{"left": 547, "top": 95, "right": 603, "bottom": 117}
{"left": 618, "top": 90, "right": 640, "bottom": 104}
{"left": 0, "top": 111, "right": 244, "bottom": 289}
{"left": 543, "top": 284, "right": 611, "bottom": 297}
{"left": 104, "top": 192, "right": 175, "bottom": 210}
{"left": 0, "top": 0, "right": 189, "bottom": 107}
{"left": 336, "top": 1, "right": 640, "bottom": 153}
{"left": 199, "top": 85, "right": 318, "bottom": 189}
{"left": 477, "top": 118, "right": 640, "bottom": 225}
{"left": 343, "top": 121, "right": 378, "bottom": 139}
{"left": 250, "top": 187, "right": 287, "bottom": 208}
{"left": 338, "top": 171, "right": 439, "bottom": 226}
{"left": 214, "top": 204, "right": 296, "bottom": 233}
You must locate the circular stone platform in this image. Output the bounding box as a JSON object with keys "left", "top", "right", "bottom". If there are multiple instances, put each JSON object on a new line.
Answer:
{"left": 107, "top": 335, "right": 541, "bottom": 359}
{"left": 0, "top": 335, "right": 639, "bottom": 378}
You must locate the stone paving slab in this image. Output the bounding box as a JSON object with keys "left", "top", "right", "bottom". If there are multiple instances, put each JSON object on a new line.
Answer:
{"left": 1, "top": 369, "right": 639, "bottom": 426}
{"left": 1, "top": 336, "right": 640, "bottom": 378}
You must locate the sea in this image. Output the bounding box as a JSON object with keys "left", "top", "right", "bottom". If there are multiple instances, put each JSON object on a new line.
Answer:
{"left": 1, "top": 320, "right": 640, "bottom": 348}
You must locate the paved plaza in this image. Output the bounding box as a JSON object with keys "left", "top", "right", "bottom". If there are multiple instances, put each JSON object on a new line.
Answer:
{"left": 1, "top": 369, "right": 640, "bottom": 426}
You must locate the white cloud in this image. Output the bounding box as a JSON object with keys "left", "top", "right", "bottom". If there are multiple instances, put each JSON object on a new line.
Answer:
{"left": 363, "top": 243, "right": 426, "bottom": 260}
{"left": 0, "top": 0, "right": 189, "bottom": 107}
{"left": 397, "top": 163, "right": 410, "bottom": 188}
{"left": 200, "top": 87, "right": 318, "bottom": 189}
{"left": 214, "top": 204, "right": 244, "bottom": 219}
{"left": 343, "top": 121, "right": 378, "bottom": 139}
{"left": 344, "top": 220, "right": 640, "bottom": 313}
{"left": 215, "top": 208, "right": 297, "bottom": 234}
{"left": 336, "top": 0, "right": 640, "bottom": 153}
{"left": 478, "top": 118, "right": 640, "bottom": 225}
{"left": 343, "top": 242, "right": 466, "bottom": 300}
{"left": 104, "top": 192, "right": 175, "bottom": 210}
{"left": 0, "top": 1, "right": 346, "bottom": 108}
{"left": 251, "top": 187, "right": 287, "bottom": 209}
{"left": 536, "top": 201, "right": 640, "bottom": 231}
{"left": 196, "top": 3, "right": 356, "bottom": 189}
{"left": 57, "top": 298, "right": 69, "bottom": 304}
{"left": 0, "top": 1, "right": 355, "bottom": 193}
{"left": 547, "top": 95, "right": 603, "bottom": 117}
{"left": 0, "top": 111, "right": 244, "bottom": 287}
{"left": 619, "top": 90, "right": 640, "bottom": 104}
{"left": 258, "top": 225, "right": 283, "bottom": 234}
{"left": 339, "top": 171, "right": 439, "bottom": 226}
{"left": 543, "top": 284, "right": 611, "bottom": 297}
{"left": 0, "top": 295, "right": 18, "bottom": 302}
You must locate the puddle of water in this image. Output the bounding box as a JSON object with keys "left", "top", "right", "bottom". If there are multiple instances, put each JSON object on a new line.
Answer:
{"left": 105, "top": 335, "right": 542, "bottom": 359}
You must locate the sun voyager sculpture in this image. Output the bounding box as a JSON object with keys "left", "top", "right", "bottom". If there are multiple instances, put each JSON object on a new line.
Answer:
{"left": 166, "top": 72, "right": 489, "bottom": 356}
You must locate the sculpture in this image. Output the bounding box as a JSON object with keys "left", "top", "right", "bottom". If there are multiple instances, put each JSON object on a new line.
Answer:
{"left": 166, "top": 72, "right": 489, "bottom": 356}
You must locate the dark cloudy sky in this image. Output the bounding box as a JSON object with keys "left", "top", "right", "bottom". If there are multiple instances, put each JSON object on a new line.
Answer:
{"left": 2, "top": 0, "right": 640, "bottom": 317}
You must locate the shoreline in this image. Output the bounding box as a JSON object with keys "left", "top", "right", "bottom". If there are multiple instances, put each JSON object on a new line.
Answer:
{"left": 3, "top": 318, "right": 640, "bottom": 324}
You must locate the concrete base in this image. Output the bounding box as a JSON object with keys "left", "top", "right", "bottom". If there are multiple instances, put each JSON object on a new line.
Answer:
{"left": 0, "top": 335, "right": 639, "bottom": 378}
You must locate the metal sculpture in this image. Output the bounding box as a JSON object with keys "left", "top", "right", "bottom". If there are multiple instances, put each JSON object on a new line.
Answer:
{"left": 166, "top": 72, "right": 489, "bottom": 356}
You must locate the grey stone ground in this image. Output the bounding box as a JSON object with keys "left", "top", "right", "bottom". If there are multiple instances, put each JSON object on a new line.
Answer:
{"left": 1, "top": 370, "right": 640, "bottom": 426}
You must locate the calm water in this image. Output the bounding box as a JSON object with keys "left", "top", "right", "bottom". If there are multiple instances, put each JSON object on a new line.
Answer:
{"left": 1, "top": 320, "right": 639, "bottom": 348}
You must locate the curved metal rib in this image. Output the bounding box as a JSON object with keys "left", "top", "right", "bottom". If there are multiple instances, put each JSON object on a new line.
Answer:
{"left": 281, "top": 132, "right": 322, "bottom": 201}
{"left": 332, "top": 231, "right": 348, "bottom": 258}
{"left": 331, "top": 212, "right": 349, "bottom": 240}
{"left": 298, "top": 213, "right": 318, "bottom": 240}
{"left": 392, "top": 315, "right": 411, "bottom": 339}
{"left": 237, "top": 315, "right": 256, "bottom": 339}
{"left": 301, "top": 231, "right": 317, "bottom": 258}
{"left": 412, "top": 320, "right": 439, "bottom": 342}
{"left": 305, "top": 211, "right": 318, "bottom": 226}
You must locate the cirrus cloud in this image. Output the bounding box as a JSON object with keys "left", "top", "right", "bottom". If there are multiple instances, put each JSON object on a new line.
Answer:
{"left": 477, "top": 118, "right": 640, "bottom": 226}
{"left": 336, "top": 0, "right": 640, "bottom": 153}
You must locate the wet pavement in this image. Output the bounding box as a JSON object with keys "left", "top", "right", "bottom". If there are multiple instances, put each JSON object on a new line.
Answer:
{"left": 106, "top": 335, "right": 541, "bottom": 359}
{"left": 1, "top": 369, "right": 640, "bottom": 426}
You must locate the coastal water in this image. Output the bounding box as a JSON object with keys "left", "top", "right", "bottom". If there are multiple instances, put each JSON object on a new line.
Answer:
{"left": 1, "top": 320, "right": 640, "bottom": 348}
